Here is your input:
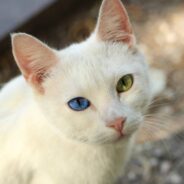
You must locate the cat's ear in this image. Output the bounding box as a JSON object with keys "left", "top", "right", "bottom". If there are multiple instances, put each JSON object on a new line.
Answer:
{"left": 11, "top": 33, "right": 58, "bottom": 93}
{"left": 95, "top": 0, "right": 135, "bottom": 46}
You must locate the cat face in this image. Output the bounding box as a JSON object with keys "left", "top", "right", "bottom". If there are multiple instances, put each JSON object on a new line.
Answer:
{"left": 11, "top": 0, "right": 152, "bottom": 144}
{"left": 41, "top": 41, "right": 151, "bottom": 144}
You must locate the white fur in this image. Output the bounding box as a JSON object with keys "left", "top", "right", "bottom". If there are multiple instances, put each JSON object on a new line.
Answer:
{"left": 0, "top": 39, "right": 151, "bottom": 184}
{"left": 0, "top": 0, "right": 153, "bottom": 183}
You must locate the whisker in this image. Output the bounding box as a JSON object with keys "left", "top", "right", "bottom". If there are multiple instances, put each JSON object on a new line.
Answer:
{"left": 140, "top": 124, "right": 173, "bottom": 157}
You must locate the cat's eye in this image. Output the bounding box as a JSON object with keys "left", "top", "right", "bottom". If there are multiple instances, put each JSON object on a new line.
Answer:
{"left": 116, "top": 74, "right": 134, "bottom": 93}
{"left": 68, "top": 97, "right": 90, "bottom": 111}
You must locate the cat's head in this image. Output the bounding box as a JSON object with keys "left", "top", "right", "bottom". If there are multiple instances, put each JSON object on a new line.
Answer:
{"left": 11, "top": 0, "right": 152, "bottom": 144}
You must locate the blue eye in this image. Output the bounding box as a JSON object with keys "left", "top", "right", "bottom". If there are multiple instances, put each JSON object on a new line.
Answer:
{"left": 68, "top": 97, "right": 90, "bottom": 111}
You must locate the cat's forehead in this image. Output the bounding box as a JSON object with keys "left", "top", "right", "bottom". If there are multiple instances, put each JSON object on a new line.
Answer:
{"left": 58, "top": 40, "right": 145, "bottom": 74}
{"left": 47, "top": 41, "right": 146, "bottom": 99}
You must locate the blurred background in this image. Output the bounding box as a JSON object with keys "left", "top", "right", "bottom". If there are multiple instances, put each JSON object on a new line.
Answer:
{"left": 0, "top": 0, "right": 184, "bottom": 183}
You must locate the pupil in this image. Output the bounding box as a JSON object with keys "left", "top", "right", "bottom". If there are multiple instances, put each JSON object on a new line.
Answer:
{"left": 122, "top": 79, "right": 126, "bottom": 86}
{"left": 121, "top": 78, "right": 127, "bottom": 87}
{"left": 77, "top": 99, "right": 81, "bottom": 106}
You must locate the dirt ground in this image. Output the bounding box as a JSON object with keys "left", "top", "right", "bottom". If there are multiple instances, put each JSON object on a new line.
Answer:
{"left": 0, "top": 0, "right": 184, "bottom": 183}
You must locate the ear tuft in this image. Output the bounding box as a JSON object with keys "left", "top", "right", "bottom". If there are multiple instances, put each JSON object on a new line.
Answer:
{"left": 95, "top": 0, "right": 135, "bottom": 46}
{"left": 11, "top": 33, "right": 58, "bottom": 93}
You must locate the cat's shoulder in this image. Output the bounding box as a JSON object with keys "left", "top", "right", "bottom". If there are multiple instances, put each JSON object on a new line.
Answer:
{"left": 0, "top": 76, "right": 30, "bottom": 112}
{"left": 0, "top": 76, "right": 27, "bottom": 96}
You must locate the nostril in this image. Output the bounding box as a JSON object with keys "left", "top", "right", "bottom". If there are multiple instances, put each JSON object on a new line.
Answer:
{"left": 107, "top": 117, "right": 127, "bottom": 135}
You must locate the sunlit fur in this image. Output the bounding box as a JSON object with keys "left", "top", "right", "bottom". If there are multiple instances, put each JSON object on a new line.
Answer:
{"left": 0, "top": 0, "right": 153, "bottom": 183}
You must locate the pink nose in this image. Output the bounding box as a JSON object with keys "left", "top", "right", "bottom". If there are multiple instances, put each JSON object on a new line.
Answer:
{"left": 107, "top": 117, "right": 126, "bottom": 135}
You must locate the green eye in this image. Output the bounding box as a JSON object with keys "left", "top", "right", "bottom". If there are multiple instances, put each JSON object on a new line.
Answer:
{"left": 116, "top": 74, "right": 134, "bottom": 93}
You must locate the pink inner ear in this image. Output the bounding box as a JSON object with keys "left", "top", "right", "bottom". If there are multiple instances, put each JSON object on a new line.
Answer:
{"left": 96, "top": 0, "right": 135, "bottom": 46}
{"left": 105, "top": 0, "right": 132, "bottom": 34}
{"left": 12, "top": 33, "right": 58, "bottom": 93}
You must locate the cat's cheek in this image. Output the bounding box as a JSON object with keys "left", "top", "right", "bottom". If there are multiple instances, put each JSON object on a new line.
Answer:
{"left": 119, "top": 90, "right": 150, "bottom": 113}
{"left": 134, "top": 90, "right": 152, "bottom": 113}
{"left": 55, "top": 109, "right": 98, "bottom": 140}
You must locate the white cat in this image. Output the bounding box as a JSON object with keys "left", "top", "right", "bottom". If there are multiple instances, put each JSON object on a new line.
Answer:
{"left": 0, "top": 0, "right": 153, "bottom": 183}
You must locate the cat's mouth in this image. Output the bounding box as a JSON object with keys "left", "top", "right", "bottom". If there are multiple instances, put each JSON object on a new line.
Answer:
{"left": 112, "top": 132, "right": 134, "bottom": 144}
{"left": 117, "top": 132, "right": 130, "bottom": 140}
{"left": 115, "top": 124, "right": 139, "bottom": 142}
